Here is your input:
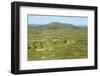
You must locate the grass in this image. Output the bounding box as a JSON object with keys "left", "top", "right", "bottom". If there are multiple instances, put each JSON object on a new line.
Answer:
{"left": 28, "top": 22, "right": 88, "bottom": 61}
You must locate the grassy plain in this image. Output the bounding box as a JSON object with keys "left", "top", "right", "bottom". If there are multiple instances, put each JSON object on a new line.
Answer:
{"left": 28, "top": 22, "right": 88, "bottom": 61}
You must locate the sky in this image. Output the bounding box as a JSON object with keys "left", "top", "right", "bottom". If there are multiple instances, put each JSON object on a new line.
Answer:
{"left": 28, "top": 15, "right": 88, "bottom": 26}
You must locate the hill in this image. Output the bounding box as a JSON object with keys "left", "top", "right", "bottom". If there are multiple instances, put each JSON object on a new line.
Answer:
{"left": 28, "top": 22, "right": 87, "bottom": 30}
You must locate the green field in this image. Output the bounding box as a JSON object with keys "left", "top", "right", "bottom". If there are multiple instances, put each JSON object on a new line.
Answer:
{"left": 28, "top": 22, "right": 88, "bottom": 61}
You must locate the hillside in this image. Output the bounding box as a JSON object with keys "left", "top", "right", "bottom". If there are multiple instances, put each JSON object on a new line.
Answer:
{"left": 28, "top": 22, "right": 88, "bottom": 61}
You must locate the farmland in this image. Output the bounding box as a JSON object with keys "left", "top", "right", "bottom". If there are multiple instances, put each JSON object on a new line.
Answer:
{"left": 28, "top": 22, "right": 88, "bottom": 61}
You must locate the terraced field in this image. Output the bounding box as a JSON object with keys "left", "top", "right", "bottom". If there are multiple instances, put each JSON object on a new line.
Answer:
{"left": 28, "top": 22, "right": 88, "bottom": 61}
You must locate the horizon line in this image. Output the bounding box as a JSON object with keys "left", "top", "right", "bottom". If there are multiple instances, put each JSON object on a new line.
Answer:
{"left": 28, "top": 22, "right": 87, "bottom": 26}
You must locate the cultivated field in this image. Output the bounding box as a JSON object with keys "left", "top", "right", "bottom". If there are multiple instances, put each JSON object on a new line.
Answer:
{"left": 28, "top": 22, "right": 88, "bottom": 61}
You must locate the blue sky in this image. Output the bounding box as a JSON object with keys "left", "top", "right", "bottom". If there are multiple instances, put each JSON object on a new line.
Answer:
{"left": 28, "top": 15, "right": 88, "bottom": 26}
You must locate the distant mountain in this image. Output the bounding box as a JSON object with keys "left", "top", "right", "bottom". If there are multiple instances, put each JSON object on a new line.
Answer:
{"left": 47, "top": 22, "right": 74, "bottom": 26}
{"left": 28, "top": 22, "right": 87, "bottom": 30}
